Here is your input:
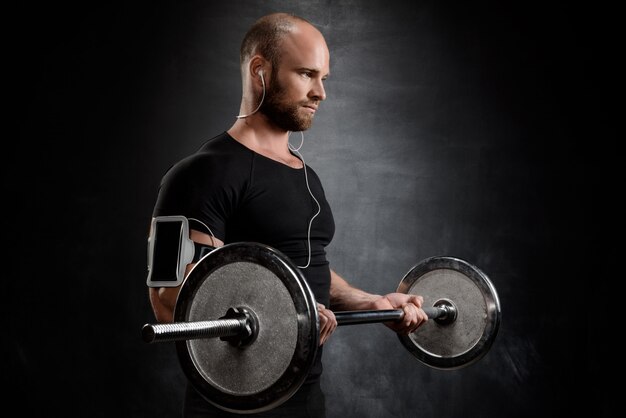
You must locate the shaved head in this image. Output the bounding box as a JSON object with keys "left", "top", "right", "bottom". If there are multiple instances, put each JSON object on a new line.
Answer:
{"left": 240, "top": 13, "right": 317, "bottom": 68}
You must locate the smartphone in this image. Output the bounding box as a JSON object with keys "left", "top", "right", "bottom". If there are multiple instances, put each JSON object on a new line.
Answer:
{"left": 146, "top": 215, "right": 194, "bottom": 287}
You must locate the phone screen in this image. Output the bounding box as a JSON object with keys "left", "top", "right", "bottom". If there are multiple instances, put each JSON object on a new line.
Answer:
{"left": 149, "top": 220, "right": 183, "bottom": 283}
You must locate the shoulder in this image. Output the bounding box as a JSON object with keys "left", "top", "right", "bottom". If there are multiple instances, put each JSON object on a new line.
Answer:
{"left": 163, "top": 132, "right": 253, "bottom": 181}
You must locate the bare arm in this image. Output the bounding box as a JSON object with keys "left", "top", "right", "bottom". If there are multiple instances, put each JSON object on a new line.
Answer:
{"left": 329, "top": 269, "right": 427, "bottom": 335}
{"left": 329, "top": 269, "right": 381, "bottom": 310}
{"left": 148, "top": 229, "right": 224, "bottom": 323}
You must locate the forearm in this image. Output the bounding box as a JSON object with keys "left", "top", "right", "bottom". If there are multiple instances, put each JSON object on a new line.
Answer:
{"left": 329, "top": 269, "right": 381, "bottom": 311}
{"left": 149, "top": 286, "right": 181, "bottom": 323}
{"left": 329, "top": 269, "right": 428, "bottom": 334}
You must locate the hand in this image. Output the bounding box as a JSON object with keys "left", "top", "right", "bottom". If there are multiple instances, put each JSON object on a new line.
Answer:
{"left": 317, "top": 303, "right": 337, "bottom": 345}
{"left": 370, "top": 293, "right": 428, "bottom": 335}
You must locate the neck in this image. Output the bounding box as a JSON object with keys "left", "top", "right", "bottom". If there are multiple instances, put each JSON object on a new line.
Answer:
{"left": 229, "top": 116, "right": 289, "bottom": 148}
{"left": 227, "top": 117, "right": 303, "bottom": 168}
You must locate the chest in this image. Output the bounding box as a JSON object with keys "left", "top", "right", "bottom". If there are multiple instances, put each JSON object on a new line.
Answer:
{"left": 227, "top": 164, "right": 334, "bottom": 244}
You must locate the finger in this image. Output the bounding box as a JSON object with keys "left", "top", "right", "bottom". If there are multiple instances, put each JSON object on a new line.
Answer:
{"left": 408, "top": 308, "right": 428, "bottom": 333}
{"left": 402, "top": 304, "right": 414, "bottom": 327}
{"left": 419, "top": 308, "right": 428, "bottom": 324}
{"left": 393, "top": 304, "right": 412, "bottom": 334}
{"left": 320, "top": 318, "right": 335, "bottom": 344}
{"left": 405, "top": 303, "right": 427, "bottom": 334}
{"left": 318, "top": 312, "right": 328, "bottom": 345}
{"left": 408, "top": 295, "right": 424, "bottom": 308}
{"left": 318, "top": 307, "right": 337, "bottom": 345}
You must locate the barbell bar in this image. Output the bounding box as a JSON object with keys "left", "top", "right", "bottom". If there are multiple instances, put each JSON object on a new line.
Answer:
{"left": 142, "top": 303, "right": 457, "bottom": 344}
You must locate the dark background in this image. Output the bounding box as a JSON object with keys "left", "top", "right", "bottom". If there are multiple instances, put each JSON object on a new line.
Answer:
{"left": 6, "top": 1, "right": 609, "bottom": 417}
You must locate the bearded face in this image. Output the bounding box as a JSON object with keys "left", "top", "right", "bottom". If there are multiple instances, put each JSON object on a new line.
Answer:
{"left": 260, "top": 70, "right": 316, "bottom": 132}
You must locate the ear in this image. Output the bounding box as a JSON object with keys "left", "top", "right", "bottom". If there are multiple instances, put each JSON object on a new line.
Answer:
{"left": 249, "top": 55, "right": 267, "bottom": 81}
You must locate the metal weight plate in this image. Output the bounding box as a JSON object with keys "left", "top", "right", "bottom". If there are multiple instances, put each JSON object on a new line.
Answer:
{"left": 175, "top": 242, "right": 319, "bottom": 414}
{"left": 396, "top": 256, "right": 501, "bottom": 370}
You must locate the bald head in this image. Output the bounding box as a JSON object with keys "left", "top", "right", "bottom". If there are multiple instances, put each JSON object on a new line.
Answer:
{"left": 240, "top": 13, "right": 321, "bottom": 68}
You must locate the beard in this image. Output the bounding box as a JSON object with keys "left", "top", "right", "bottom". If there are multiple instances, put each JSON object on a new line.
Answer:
{"left": 260, "top": 76, "right": 315, "bottom": 132}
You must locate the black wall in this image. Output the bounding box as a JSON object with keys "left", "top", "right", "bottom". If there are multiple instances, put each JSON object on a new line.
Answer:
{"left": 7, "top": 1, "right": 608, "bottom": 417}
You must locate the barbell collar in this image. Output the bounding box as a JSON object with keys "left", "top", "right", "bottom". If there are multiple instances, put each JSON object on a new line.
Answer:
{"left": 218, "top": 306, "right": 259, "bottom": 347}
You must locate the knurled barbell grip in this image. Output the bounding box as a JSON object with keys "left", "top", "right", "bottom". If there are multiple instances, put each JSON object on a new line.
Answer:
{"left": 334, "top": 307, "right": 446, "bottom": 326}
{"left": 142, "top": 318, "right": 245, "bottom": 343}
{"left": 423, "top": 306, "right": 445, "bottom": 319}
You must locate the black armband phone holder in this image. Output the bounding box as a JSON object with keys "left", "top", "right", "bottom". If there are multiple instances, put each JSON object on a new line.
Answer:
{"left": 146, "top": 215, "right": 218, "bottom": 287}
{"left": 146, "top": 216, "right": 193, "bottom": 287}
{"left": 192, "top": 241, "right": 216, "bottom": 263}
{"left": 145, "top": 216, "right": 216, "bottom": 289}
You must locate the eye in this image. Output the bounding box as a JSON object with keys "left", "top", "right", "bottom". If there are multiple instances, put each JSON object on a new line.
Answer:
{"left": 301, "top": 71, "right": 313, "bottom": 79}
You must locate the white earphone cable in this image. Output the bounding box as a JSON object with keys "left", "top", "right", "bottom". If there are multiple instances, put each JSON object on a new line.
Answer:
{"left": 236, "top": 73, "right": 265, "bottom": 119}
{"left": 188, "top": 217, "right": 217, "bottom": 248}
{"left": 288, "top": 131, "right": 320, "bottom": 269}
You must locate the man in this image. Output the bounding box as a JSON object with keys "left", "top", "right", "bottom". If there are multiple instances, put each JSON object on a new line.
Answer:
{"left": 148, "top": 12, "right": 428, "bottom": 417}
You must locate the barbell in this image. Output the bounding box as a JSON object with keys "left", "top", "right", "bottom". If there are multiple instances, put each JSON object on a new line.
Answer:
{"left": 141, "top": 242, "right": 501, "bottom": 414}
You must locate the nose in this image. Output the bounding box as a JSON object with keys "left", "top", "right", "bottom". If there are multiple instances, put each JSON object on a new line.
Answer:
{"left": 309, "top": 78, "right": 326, "bottom": 102}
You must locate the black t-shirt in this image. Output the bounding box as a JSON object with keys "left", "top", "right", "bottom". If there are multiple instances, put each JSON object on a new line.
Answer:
{"left": 152, "top": 131, "right": 335, "bottom": 380}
